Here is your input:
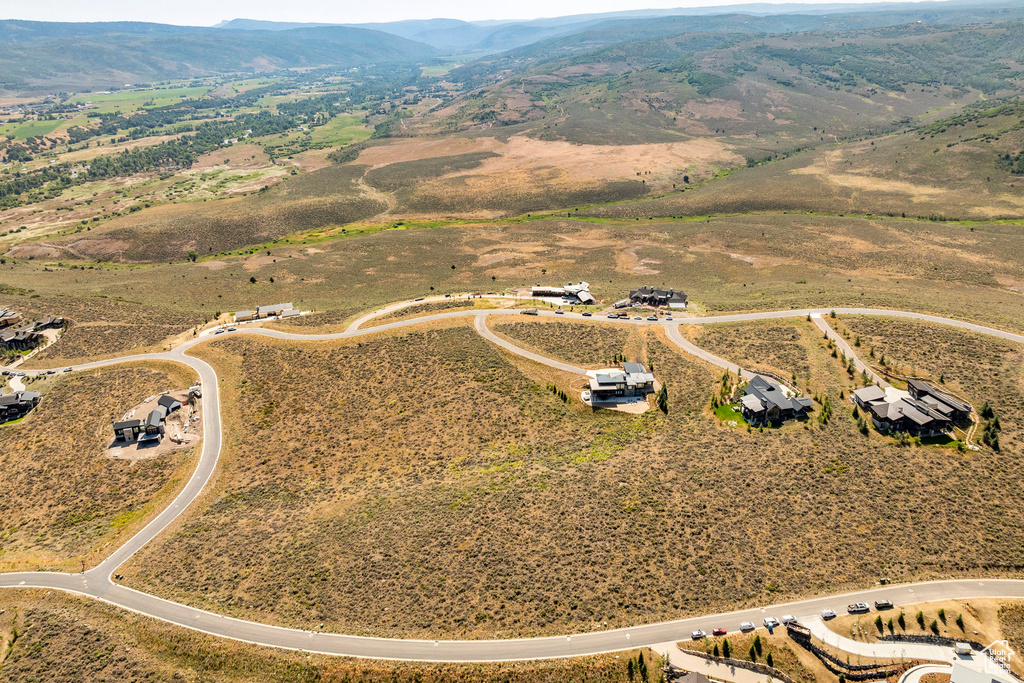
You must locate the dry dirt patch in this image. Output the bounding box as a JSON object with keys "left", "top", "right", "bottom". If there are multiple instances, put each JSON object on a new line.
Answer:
{"left": 357, "top": 136, "right": 502, "bottom": 167}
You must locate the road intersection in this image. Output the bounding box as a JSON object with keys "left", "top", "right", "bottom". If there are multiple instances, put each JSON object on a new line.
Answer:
{"left": 2, "top": 304, "right": 1023, "bottom": 662}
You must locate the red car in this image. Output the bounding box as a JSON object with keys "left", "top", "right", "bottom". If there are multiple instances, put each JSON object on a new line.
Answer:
{"left": 712, "top": 628, "right": 727, "bottom": 636}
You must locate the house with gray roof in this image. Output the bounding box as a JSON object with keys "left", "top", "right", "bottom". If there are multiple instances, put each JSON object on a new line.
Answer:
{"left": 629, "top": 286, "right": 687, "bottom": 309}
{"left": 907, "top": 379, "right": 972, "bottom": 422}
{"left": 740, "top": 375, "right": 813, "bottom": 425}
{"left": 0, "top": 391, "right": 40, "bottom": 422}
{"left": 588, "top": 362, "right": 656, "bottom": 401}
{"left": 867, "top": 397, "right": 950, "bottom": 437}
{"left": 256, "top": 302, "right": 295, "bottom": 318}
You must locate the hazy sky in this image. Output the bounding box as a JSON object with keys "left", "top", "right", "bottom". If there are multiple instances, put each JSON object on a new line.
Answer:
{"left": 3, "top": 0, "right": 900, "bottom": 26}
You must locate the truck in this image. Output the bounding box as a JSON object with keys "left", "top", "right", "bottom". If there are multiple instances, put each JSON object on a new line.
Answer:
{"left": 848, "top": 602, "right": 870, "bottom": 614}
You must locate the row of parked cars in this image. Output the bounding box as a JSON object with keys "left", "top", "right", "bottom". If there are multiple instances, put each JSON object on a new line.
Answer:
{"left": 690, "top": 600, "right": 895, "bottom": 639}
{"left": 2, "top": 367, "right": 72, "bottom": 377}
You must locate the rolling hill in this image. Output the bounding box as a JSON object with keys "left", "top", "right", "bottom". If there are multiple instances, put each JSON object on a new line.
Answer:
{"left": 0, "top": 24, "right": 436, "bottom": 92}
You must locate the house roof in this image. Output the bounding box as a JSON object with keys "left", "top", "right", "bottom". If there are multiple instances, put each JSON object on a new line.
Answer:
{"left": 257, "top": 303, "right": 294, "bottom": 315}
{"left": 112, "top": 419, "right": 142, "bottom": 431}
{"left": 908, "top": 379, "right": 971, "bottom": 412}
{"left": 854, "top": 385, "right": 886, "bottom": 403}
{"left": 623, "top": 362, "right": 646, "bottom": 374}
{"left": 157, "top": 395, "right": 181, "bottom": 409}
{"left": 235, "top": 310, "right": 253, "bottom": 317}
{"left": 145, "top": 407, "right": 166, "bottom": 428}
{"left": 741, "top": 394, "right": 766, "bottom": 412}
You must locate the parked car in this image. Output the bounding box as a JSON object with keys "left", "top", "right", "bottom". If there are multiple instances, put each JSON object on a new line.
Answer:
{"left": 47, "top": 369, "right": 56, "bottom": 374}
{"left": 821, "top": 608, "right": 837, "bottom": 620}
{"left": 228, "top": 326, "right": 237, "bottom": 331}
{"left": 582, "top": 311, "right": 592, "bottom": 317}
{"left": 1, "top": 371, "right": 8, "bottom": 376}
{"left": 666, "top": 316, "right": 673, "bottom": 321}
{"left": 555, "top": 309, "right": 564, "bottom": 315}
{"left": 521, "top": 309, "right": 538, "bottom": 315}
{"left": 953, "top": 643, "right": 973, "bottom": 656}
{"left": 712, "top": 628, "right": 727, "bottom": 636}
{"left": 607, "top": 313, "right": 618, "bottom": 318}
{"left": 874, "top": 600, "right": 894, "bottom": 610}
{"left": 763, "top": 617, "right": 780, "bottom": 628}
{"left": 633, "top": 315, "right": 642, "bottom": 320}
{"left": 739, "top": 621, "right": 756, "bottom": 632}
{"left": 647, "top": 315, "right": 658, "bottom": 321}
{"left": 781, "top": 615, "right": 798, "bottom": 626}
{"left": 215, "top": 328, "right": 226, "bottom": 334}
{"left": 848, "top": 603, "right": 870, "bottom": 614}
{"left": 691, "top": 630, "right": 706, "bottom": 640}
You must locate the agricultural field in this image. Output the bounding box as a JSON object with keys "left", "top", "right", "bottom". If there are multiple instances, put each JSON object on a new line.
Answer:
{"left": 0, "top": 362, "right": 198, "bottom": 572}
{"left": 0, "top": 590, "right": 651, "bottom": 683}
{"left": 112, "top": 319, "right": 1024, "bottom": 639}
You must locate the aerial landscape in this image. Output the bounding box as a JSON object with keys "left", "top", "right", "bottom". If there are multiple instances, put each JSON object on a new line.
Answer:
{"left": 1, "top": 0, "right": 1024, "bottom": 680}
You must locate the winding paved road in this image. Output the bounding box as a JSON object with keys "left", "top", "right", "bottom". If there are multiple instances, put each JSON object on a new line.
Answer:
{"left": 2, "top": 305, "right": 1024, "bottom": 662}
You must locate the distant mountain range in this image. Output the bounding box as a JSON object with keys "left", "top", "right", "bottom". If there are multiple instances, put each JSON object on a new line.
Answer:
{"left": 0, "top": 23, "right": 436, "bottom": 91}
{"left": 0, "top": 0, "right": 1021, "bottom": 92}
{"left": 214, "top": 0, "right": 1024, "bottom": 52}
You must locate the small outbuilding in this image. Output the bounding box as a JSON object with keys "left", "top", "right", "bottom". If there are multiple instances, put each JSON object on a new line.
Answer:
{"left": 157, "top": 394, "right": 182, "bottom": 413}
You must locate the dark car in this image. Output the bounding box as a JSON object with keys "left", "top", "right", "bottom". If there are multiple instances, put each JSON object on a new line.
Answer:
{"left": 582, "top": 311, "right": 592, "bottom": 317}
{"left": 874, "top": 599, "right": 894, "bottom": 610}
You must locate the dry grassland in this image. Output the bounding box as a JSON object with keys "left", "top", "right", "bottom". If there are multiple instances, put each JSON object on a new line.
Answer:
{"left": 118, "top": 318, "right": 1024, "bottom": 639}
{"left": 1001, "top": 603, "right": 1024, "bottom": 672}
{"left": 0, "top": 590, "right": 651, "bottom": 683}
{"left": 690, "top": 320, "right": 815, "bottom": 382}
{"left": 0, "top": 362, "right": 198, "bottom": 572}
{"left": 376, "top": 298, "right": 486, "bottom": 323}
{"left": 492, "top": 320, "right": 634, "bottom": 367}
{"left": 8, "top": 213, "right": 1024, "bottom": 365}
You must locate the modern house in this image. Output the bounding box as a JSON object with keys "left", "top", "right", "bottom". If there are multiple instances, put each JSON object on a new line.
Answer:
{"left": 143, "top": 406, "right": 168, "bottom": 438}
{"left": 256, "top": 303, "right": 295, "bottom": 319}
{"left": 740, "top": 375, "right": 813, "bottom": 425}
{"left": 0, "top": 327, "right": 44, "bottom": 351}
{"left": 112, "top": 419, "right": 143, "bottom": 441}
{"left": 0, "top": 309, "right": 23, "bottom": 328}
{"left": 852, "top": 385, "right": 886, "bottom": 408}
{"left": 867, "top": 398, "right": 950, "bottom": 437}
{"left": 628, "top": 286, "right": 688, "bottom": 309}
{"left": 907, "top": 379, "right": 972, "bottom": 422}
{"left": 854, "top": 382, "right": 959, "bottom": 437}
{"left": 530, "top": 282, "right": 594, "bottom": 304}
{"left": 233, "top": 310, "right": 254, "bottom": 322}
{"left": 588, "top": 362, "right": 656, "bottom": 401}
{"left": 0, "top": 391, "right": 40, "bottom": 422}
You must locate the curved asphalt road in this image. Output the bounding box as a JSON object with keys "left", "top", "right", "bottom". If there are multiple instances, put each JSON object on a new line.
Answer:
{"left": 2, "top": 305, "right": 1024, "bottom": 662}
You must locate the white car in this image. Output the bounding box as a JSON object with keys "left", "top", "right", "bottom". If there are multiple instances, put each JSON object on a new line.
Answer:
{"left": 763, "top": 617, "right": 780, "bottom": 628}
{"left": 739, "top": 621, "right": 756, "bottom": 632}
{"left": 691, "top": 630, "right": 706, "bottom": 640}
{"left": 781, "top": 615, "right": 798, "bottom": 626}
{"left": 821, "top": 608, "right": 837, "bottom": 620}
{"left": 555, "top": 309, "right": 564, "bottom": 315}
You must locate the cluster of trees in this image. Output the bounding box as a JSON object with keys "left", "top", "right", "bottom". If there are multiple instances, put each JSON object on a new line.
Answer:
{"left": 0, "top": 111, "right": 297, "bottom": 207}
{"left": 979, "top": 402, "right": 1001, "bottom": 450}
